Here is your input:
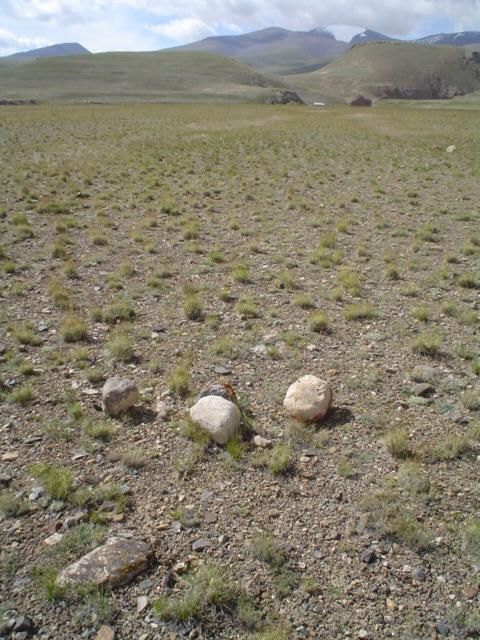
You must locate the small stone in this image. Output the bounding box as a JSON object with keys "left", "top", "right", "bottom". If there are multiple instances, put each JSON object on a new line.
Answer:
{"left": 358, "top": 630, "right": 369, "bottom": 639}
{"left": 446, "top": 145, "right": 456, "bottom": 153}
{"left": 192, "top": 537, "right": 213, "bottom": 552}
{"left": 196, "top": 383, "right": 237, "bottom": 404}
{"left": 56, "top": 536, "right": 153, "bottom": 588}
{"left": 463, "top": 585, "right": 476, "bottom": 599}
{"left": 137, "top": 596, "right": 148, "bottom": 613}
{"left": 13, "top": 616, "right": 34, "bottom": 635}
{"left": 214, "top": 365, "right": 231, "bottom": 375}
{"left": 252, "top": 343, "right": 267, "bottom": 356}
{"left": 2, "top": 452, "right": 19, "bottom": 462}
{"left": 29, "top": 486, "right": 45, "bottom": 501}
{"left": 102, "top": 378, "right": 139, "bottom": 416}
{"left": 204, "top": 512, "right": 218, "bottom": 525}
{"left": 190, "top": 396, "right": 241, "bottom": 445}
{"left": 361, "top": 550, "right": 376, "bottom": 564}
{"left": 412, "top": 383, "right": 434, "bottom": 397}
{"left": 95, "top": 625, "right": 115, "bottom": 640}
{"left": 436, "top": 623, "right": 451, "bottom": 636}
{"left": 253, "top": 435, "right": 272, "bottom": 448}
{"left": 156, "top": 400, "right": 171, "bottom": 418}
{"left": 0, "top": 472, "right": 13, "bottom": 486}
{"left": 45, "top": 532, "right": 64, "bottom": 546}
{"left": 386, "top": 598, "right": 396, "bottom": 611}
{"left": 283, "top": 375, "right": 332, "bottom": 423}
{"left": 412, "top": 567, "right": 426, "bottom": 581}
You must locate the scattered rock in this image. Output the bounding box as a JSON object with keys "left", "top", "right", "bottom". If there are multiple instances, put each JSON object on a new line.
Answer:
{"left": 253, "top": 435, "right": 272, "bottom": 448}
{"left": 411, "top": 383, "right": 435, "bottom": 397}
{"left": 44, "top": 532, "right": 64, "bottom": 546}
{"left": 360, "top": 549, "right": 376, "bottom": 564}
{"left": 155, "top": 399, "right": 172, "bottom": 419}
{"left": 252, "top": 343, "right": 267, "bottom": 356}
{"left": 189, "top": 395, "right": 241, "bottom": 445}
{"left": 349, "top": 95, "right": 372, "bottom": 107}
{"left": 95, "top": 625, "right": 115, "bottom": 640}
{"left": 29, "top": 486, "right": 45, "bottom": 501}
{"left": 12, "top": 616, "right": 34, "bottom": 636}
{"left": 137, "top": 596, "right": 148, "bottom": 613}
{"left": 102, "top": 378, "right": 139, "bottom": 416}
{"left": 196, "top": 382, "right": 237, "bottom": 405}
{"left": 446, "top": 145, "right": 456, "bottom": 153}
{"left": 283, "top": 375, "right": 332, "bottom": 423}
{"left": 56, "top": 536, "right": 153, "bottom": 589}
{"left": 436, "top": 623, "right": 451, "bottom": 636}
{"left": 265, "top": 90, "right": 304, "bottom": 105}
{"left": 2, "top": 452, "right": 19, "bottom": 462}
{"left": 411, "top": 567, "right": 426, "bottom": 581}
{"left": 0, "top": 471, "right": 13, "bottom": 486}
{"left": 214, "top": 365, "right": 231, "bottom": 375}
{"left": 192, "top": 537, "right": 214, "bottom": 552}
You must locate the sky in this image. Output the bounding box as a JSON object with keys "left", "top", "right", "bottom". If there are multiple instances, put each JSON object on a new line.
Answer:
{"left": 0, "top": 0, "right": 479, "bottom": 56}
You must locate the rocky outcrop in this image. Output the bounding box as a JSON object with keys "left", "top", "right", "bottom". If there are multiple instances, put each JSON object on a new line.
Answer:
{"left": 349, "top": 95, "right": 372, "bottom": 106}
{"left": 265, "top": 90, "right": 304, "bottom": 105}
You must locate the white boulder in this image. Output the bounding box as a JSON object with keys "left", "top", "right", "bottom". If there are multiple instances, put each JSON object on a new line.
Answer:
{"left": 102, "top": 377, "right": 139, "bottom": 416}
{"left": 283, "top": 375, "right": 332, "bottom": 423}
{"left": 189, "top": 395, "right": 241, "bottom": 445}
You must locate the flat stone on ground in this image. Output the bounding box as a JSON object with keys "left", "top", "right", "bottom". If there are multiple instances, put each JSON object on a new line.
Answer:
{"left": 56, "top": 536, "right": 153, "bottom": 589}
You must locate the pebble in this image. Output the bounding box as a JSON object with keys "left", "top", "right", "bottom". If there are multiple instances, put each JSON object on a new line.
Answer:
{"left": 0, "top": 472, "right": 13, "bottom": 486}
{"left": 253, "top": 435, "right": 272, "bottom": 448}
{"left": 214, "top": 365, "right": 231, "bottom": 375}
{"left": 192, "top": 537, "right": 213, "bottom": 552}
{"left": 13, "top": 616, "right": 34, "bottom": 635}
{"left": 29, "top": 486, "right": 45, "bottom": 501}
{"left": 44, "top": 532, "right": 64, "bottom": 546}
{"left": 358, "top": 630, "right": 369, "bottom": 639}
{"left": 95, "top": 626, "right": 115, "bottom": 640}
{"left": 436, "top": 623, "right": 451, "bottom": 636}
{"left": 2, "top": 452, "right": 19, "bottom": 462}
{"left": 361, "top": 550, "right": 376, "bottom": 564}
{"left": 137, "top": 596, "right": 148, "bottom": 613}
{"left": 412, "top": 567, "right": 426, "bottom": 581}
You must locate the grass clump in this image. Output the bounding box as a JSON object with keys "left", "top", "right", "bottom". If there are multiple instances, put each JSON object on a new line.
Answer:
{"left": 13, "top": 324, "right": 42, "bottom": 346}
{"left": 237, "top": 297, "right": 260, "bottom": 319}
{"left": 308, "top": 312, "right": 330, "bottom": 333}
{"left": 412, "top": 332, "right": 441, "bottom": 356}
{"left": 83, "top": 419, "right": 118, "bottom": 442}
{"left": 384, "top": 429, "right": 413, "bottom": 460}
{"left": 102, "top": 300, "right": 135, "bottom": 324}
{"left": 464, "top": 520, "right": 480, "bottom": 564}
{"left": 107, "top": 330, "right": 135, "bottom": 363}
{"left": 209, "top": 337, "right": 240, "bottom": 359}
{"left": 269, "top": 443, "right": 292, "bottom": 475}
{"left": 154, "top": 563, "right": 240, "bottom": 622}
{"left": 29, "top": 463, "right": 73, "bottom": 501}
{"left": 458, "top": 272, "right": 479, "bottom": 289}
{"left": 60, "top": 317, "right": 88, "bottom": 343}
{"left": 344, "top": 303, "right": 377, "bottom": 321}
{"left": 0, "top": 492, "right": 30, "bottom": 517}
{"left": 168, "top": 366, "right": 190, "bottom": 398}
{"left": 10, "top": 385, "right": 34, "bottom": 405}
{"left": 252, "top": 534, "right": 298, "bottom": 599}
{"left": 433, "top": 434, "right": 471, "bottom": 461}
{"left": 183, "top": 293, "right": 204, "bottom": 321}
{"left": 294, "top": 293, "right": 314, "bottom": 309}
{"left": 232, "top": 264, "right": 250, "bottom": 283}
{"left": 460, "top": 390, "right": 480, "bottom": 411}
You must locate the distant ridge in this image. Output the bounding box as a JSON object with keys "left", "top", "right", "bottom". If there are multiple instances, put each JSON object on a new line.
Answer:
{"left": 415, "top": 31, "right": 480, "bottom": 47}
{"left": 5, "top": 43, "right": 91, "bottom": 61}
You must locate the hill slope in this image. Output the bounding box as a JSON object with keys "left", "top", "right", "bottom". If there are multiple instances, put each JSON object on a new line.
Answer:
{"left": 416, "top": 31, "right": 480, "bottom": 47}
{"left": 167, "top": 27, "right": 348, "bottom": 73}
{"left": 0, "top": 51, "right": 285, "bottom": 103}
{"left": 287, "top": 42, "right": 480, "bottom": 102}
{"left": 4, "top": 42, "right": 90, "bottom": 62}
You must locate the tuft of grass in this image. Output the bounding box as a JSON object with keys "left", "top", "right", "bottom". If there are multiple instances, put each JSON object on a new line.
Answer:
{"left": 10, "top": 385, "right": 34, "bottom": 405}
{"left": 344, "top": 303, "right": 377, "bottom": 321}
{"left": 209, "top": 337, "right": 240, "bottom": 359}
{"left": 464, "top": 520, "right": 480, "bottom": 564}
{"left": 107, "top": 330, "right": 135, "bottom": 363}
{"left": 308, "top": 312, "right": 330, "bottom": 333}
{"left": 384, "top": 429, "right": 413, "bottom": 460}
{"left": 226, "top": 436, "right": 247, "bottom": 460}
{"left": 232, "top": 264, "right": 250, "bottom": 283}
{"left": 458, "top": 273, "right": 479, "bottom": 289}
{"left": 13, "top": 324, "right": 42, "bottom": 346}
{"left": 294, "top": 293, "right": 314, "bottom": 309}
{"left": 433, "top": 434, "right": 471, "bottom": 461}
{"left": 252, "top": 534, "right": 286, "bottom": 569}
{"left": 154, "top": 563, "right": 240, "bottom": 622}
{"left": 83, "top": 419, "right": 117, "bottom": 442}
{"left": 183, "top": 293, "right": 204, "bottom": 321}
{"left": 460, "top": 390, "right": 480, "bottom": 411}
{"left": 269, "top": 443, "right": 291, "bottom": 475}
{"left": 412, "top": 306, "right": 431, "bottom": 323}
{"left": 399, "top": 462, "right": 431, "bottom": 495}
{"left": 32, "top": 565, "right": 67, "bottom": 601}
{"left": 237, "top": 297, "right": 260, "bottom": 319}
{"left": 60, "top": 317, "right": 88, "bottom": 343}
{"left": 0, "top": 493, "right": 30, "bottom": 517}
{"left": 168, "top": 366, "right": 190, "bottom": 398}
{"left": 412, "top": 332, "right": 441, "bottom": 356}
{"left": 29, "top": 462, "right": 73, "bottom": 501}
{"left": 102, "top": 300, "right": 135, "bottom": 324}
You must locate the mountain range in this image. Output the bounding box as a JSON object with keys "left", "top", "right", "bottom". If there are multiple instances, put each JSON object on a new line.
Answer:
{"left": 0, "top": 26, "right": 479, "bottom": 104}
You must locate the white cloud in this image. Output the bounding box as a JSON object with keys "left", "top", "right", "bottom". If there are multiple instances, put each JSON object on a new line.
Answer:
{"left": 0, "top": 26, "right": 48, "bottom": 54}
{"left": 147, "top": 18, "right": 215, "bottom": 43}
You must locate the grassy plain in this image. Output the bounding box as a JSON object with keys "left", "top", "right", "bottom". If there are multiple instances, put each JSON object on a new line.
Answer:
{"left": 0, "top": 103, "right": 479, "bottom": 639}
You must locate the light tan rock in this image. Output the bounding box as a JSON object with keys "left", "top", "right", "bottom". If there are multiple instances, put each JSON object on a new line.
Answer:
{"left": 102, "top": 378, "right": 139, "bottom": 416}
{"left": 283, "top": 375, "right": 332, "bottom": 423}
{"left": 189, "top": 395, "right": 241, "bottom": 445}
{"left": 56, "top": 536, "right": 152, "bottom": 589}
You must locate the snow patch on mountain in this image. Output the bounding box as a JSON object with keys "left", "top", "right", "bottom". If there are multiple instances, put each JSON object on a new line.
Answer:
{"left": 323, "top": 25, "right": 366, "bottom": 43}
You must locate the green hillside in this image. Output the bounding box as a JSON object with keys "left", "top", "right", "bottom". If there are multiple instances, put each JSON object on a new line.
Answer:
{"left": 0, "top": 51, "right": 285, "bottom": 103}
{"left": 287, "top": 42, "right": 480, "bottom": 103}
